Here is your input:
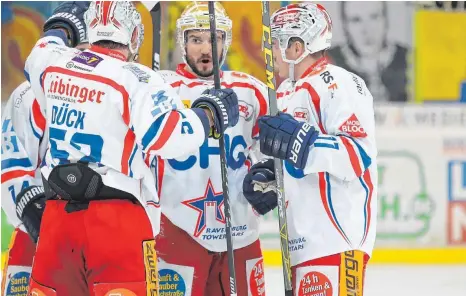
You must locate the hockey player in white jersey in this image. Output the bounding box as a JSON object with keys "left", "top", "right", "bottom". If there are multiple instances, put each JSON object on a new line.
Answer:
{"left": 153, "top": 2, "right": 269, "bottom": 295}
{"left": 1, "top": 2, "right": 91, "bottom": 293}
{"left": 13, "top": 1, "right": 239, "bottom": 295}
{"left": 243, "top": 3, "right": 378, "bottom": 295}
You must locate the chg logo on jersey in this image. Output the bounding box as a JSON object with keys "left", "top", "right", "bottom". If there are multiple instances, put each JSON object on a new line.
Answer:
{"left": 3, "top": 266, "right": 30, "bottom": 296}
{"left": 339, "top": 114, "right": 367, "bottom": 138}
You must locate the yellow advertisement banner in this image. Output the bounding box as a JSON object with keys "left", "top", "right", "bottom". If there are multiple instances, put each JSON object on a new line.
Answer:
{"left": 415, "top": 11, "right": 466, "bottom": 102}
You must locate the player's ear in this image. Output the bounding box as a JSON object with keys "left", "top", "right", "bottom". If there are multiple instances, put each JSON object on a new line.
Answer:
{"left": 294, "top": 40, "right": 305, "bottom": 56}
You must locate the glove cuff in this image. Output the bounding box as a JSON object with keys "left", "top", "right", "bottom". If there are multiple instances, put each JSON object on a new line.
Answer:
{"left": 15, "top": 186, "right": 45, "bottom": 219}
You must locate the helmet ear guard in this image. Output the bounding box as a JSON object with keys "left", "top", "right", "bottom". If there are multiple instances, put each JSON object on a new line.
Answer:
{"left": 176, "top": 1, "right": 232, "bottom": 67}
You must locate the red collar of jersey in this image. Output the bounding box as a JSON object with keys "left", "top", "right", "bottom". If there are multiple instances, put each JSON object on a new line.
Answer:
{"left": 90, "top": 45, "right": 127, "bottom": 62}
{"left": 176, "top": 63, "right": 223, "bottom": 79}
{"left": 300, "top": 57, "right": 329, "bottom": 79}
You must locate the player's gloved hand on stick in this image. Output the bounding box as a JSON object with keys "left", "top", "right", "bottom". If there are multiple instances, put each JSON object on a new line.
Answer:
{"left": 43, "top": 1, "right": 90, "bottom": 47}
{"left": 258, "top": 112, "right": 319, "bottom": 170}
{"left": 243, "top": 159, "right": 278, "bottom": 215}
{"left": 192, "top": 88, "right": 239, "bottom": 139}
{"left": 15, "top": 186, "right": 47, "bottom": 243}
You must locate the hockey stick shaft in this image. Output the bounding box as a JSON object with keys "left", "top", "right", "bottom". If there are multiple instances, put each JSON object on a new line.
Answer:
{"left": 208, "top": 2, "right": 238, "bottom": 296}
{"left": 261, "top": 2, "right": 293, "bottom": 295}
{"left": 150, "top": 2, "right": 161, "bottom": 71}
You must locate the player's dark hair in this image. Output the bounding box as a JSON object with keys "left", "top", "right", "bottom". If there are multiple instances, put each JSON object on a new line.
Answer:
{"left": 93, "top": 40, "right": 127, "bottom": 50}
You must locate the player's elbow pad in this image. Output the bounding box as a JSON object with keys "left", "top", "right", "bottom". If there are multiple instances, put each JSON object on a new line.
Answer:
{"left": 15, "top": 186, "right": 47, "bottom": 243}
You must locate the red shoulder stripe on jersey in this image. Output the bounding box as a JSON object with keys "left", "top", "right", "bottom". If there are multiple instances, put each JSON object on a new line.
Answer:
{"left": 121, "top": 129, "right": 136, "bottom": 175}
{"left": 360, "top": 170, "right": 374, "bottom": 246}
{"left": 146, "top": 111, "right": 180, "bottom": 154}
{"left": 32, "top": 99, "right": 46, "bottom": 133}
{"left": 340, "top": 136, "right": 363, "bottom": 177}
{"left": 221, "top": 81, "right": 268, "bottom": 138}
{"left": 296, "top": 82, "right": 327, "bottom": 133}
{"left": 42, "top": 66, "right": 130, "bottom": 126}
{"left": 1, "top": 170, "right": 35, "bottom": 183}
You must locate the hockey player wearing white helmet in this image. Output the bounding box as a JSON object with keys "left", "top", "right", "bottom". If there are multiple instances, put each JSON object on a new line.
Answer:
{"left": 243, "top": 3, "right": 378, "bottom": 295}
{"left": 153, "top": 2, "right": 270, "bottom": 295}
{"left": 19, "top": 1, "right": 240, "bottom": 294}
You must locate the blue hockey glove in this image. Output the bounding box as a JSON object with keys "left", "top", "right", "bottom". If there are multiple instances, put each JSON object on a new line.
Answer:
{"left": 258, "top": 112, "right": 319, "bottom": 170}
{"left": 192, "top": 88, "right": 239, "bottom": 139}
{"left": 43, "top": 1, "right": 90, "bottom": 47}
{"left": 243, "top": 159, "right": 277, "bottom": 215}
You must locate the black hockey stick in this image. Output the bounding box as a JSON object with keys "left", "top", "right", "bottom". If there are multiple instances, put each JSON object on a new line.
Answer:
{"left": 142, "top": 1, "right": 161, "bottom": 70}
{"left": 208, "top": 2, "right": 237, "bottom": 296}
{"left": 261, "top": 2, "right": 293, "bottom": 295}
{"left": 150, "top": 2, "right": 161, "bottom": 70}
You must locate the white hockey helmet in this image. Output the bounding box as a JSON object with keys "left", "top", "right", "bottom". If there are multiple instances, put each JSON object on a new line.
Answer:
{"left": 84, "top": 1, "right": 144, "bottom": 55}
{"left": 271, "top": 3, "right": 332, "bottom": 64}
{"left": 176, "top": 1, "right": 232, "bottom": 66}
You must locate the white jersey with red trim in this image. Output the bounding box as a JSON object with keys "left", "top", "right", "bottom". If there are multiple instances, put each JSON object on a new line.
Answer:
{"left": 276, "top": 58, "right": 378, "bottom": 265}
{"left": 152, "top": 64, "right": 269, "bottom": 252}
{"left": 23, "top": 36, "right": 209, "bottom": 235}
{"left": 1, "top": 81, "right": 47, "bottom": 229}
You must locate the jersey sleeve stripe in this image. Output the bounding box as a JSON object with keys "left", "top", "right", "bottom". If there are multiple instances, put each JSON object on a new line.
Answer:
{"left": 156, "top": 156, "right": 165, "bottom": 198}
{"left": 146, "top": 111, "right": 180, "bottom": 154}
{"left": 128, "top": 144, "right": 138, "bottom": 178}
{"left": 32, "top": 99, "right": 46, "bottom": 133}
{"left": 43, "top": 66, "right": 131, "bottom": 125}
{"left": 1, "top": 170, "right": 35, "bottom": 183}
{"left": 121, "top": 129, "right": 136, "bottom": 175}
{"left": 340, "top": 136, "right": 363, "bottom": 177}
{"left": 342, "top": 135, "right": 371, "bottom": 170}
{"left": 24, "top": 70, "right": 30, "bottom": 83}
{"left": 359, "top": 170, "right": 374, "bottom": 246}
{"left": 141, "top": 113, "right": 168, "bottom": 149}
{"left": 1, "top": 158, "right": 34, "bottom": 170}
{"left": 297, "top": 82, "right": 327, "bottom": 133}
{"left": 28, "top": 113, "right": 42, "bottom": 139}
{"left": 319, "top": 172, "right": 351, "bottom": 245}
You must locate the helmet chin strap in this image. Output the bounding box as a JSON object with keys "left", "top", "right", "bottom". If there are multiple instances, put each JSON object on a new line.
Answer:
{"left": 289, "top": 63, "right": 296, "bottom": 85}
{"left": 284, "top": 49, "right": 310, "bottom": 85}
